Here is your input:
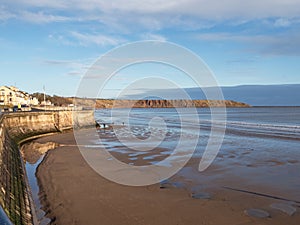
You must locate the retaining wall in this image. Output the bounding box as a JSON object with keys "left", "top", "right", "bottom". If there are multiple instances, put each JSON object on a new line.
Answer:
{"left": 0, "top": 110, "right": 94, "bottom": 224}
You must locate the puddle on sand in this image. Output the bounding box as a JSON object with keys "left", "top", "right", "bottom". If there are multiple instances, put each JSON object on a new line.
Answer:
{"left": 22, "top": 141, "right": 58, "bottom": 225}
{"left": 26, "top": 155, "right": 50, "bottom": 225}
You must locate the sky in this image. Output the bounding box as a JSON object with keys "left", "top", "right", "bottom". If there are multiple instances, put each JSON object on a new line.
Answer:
{"left": 1, "top": 0, "right": 300, "bottom": 98}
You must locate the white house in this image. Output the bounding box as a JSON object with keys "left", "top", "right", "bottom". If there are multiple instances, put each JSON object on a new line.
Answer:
{"left": 0, "top": 86, "right": 39, "bottom": 106}
{"left": 30, "top": 97, "right": 39, "bottom": 106}
{"left": 40, "top": 100, "right": 52, "bottom": 106}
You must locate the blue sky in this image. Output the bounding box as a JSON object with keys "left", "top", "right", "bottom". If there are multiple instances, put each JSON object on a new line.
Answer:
{"left": 1, "top": 0, "right": 300, "bottom": 98}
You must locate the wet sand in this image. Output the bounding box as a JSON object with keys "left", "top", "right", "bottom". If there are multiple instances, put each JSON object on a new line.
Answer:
{"left": 35, "top": 131, "right": 300, "bottom": 225}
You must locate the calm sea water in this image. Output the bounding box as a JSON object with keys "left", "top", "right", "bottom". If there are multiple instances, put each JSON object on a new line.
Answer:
{"left": 95, "top": 107, "right": 300, "bottom": 140}
{"left": 95, "top": 107, "right": 300, "bottom": 200}
{"left": 96, "top": 107, "right": 300, "bottom": 125}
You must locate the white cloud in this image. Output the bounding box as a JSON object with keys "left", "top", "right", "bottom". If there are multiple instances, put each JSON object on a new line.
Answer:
{"left": 2, "top": 0, "right": 300, "bottom": 55}
{"left": 47, "top": 31, "right": 126, "bottom": 48}
{"left": 259, "top": 33, "right": 300, "bottom": 56}
{"left": 140, "top": 33, "right": 167, "bottom": 41}
{"left": 5, "top": 0, "right": 67, "bottom": 9}
{"left": 0, "top": 6, "right": 15, "bottom": 20}
{"left": 1, "top": 0, "right": 300, "bottom": 51}
{"left": 3, "top": 0, "right": 300, "bottom": 26}
{"left": 67, "top": 71, "right": 84, "bottom": 77}
{"left": 48, "top": 33, "right": 78, "bottom": 46}
{"left": 70, "top": 31, "right": 125, "bottom": 46}
{"left": 196, "top": 32, "right": 300, "bottom": 56}
{"left": 20, "top": 11, "right": 71, "bottom": 23}
{"left": 43, "top": 58, "right": 94, "bottom": 77}
{"left": 44, "top": 59, "right": 84, "bottom": 67}
{"left": 274, "top": 18, "right": 292, "bottom": 27}
{"left": 5, "top": 0, "right": 300, "bottom": 19}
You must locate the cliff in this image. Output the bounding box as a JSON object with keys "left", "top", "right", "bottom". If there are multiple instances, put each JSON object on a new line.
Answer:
{"left": 72, "top": 98, "right": 249, "bottom": 109}
{"left": 93, "top": 99, "right": 250, "bottom": 108}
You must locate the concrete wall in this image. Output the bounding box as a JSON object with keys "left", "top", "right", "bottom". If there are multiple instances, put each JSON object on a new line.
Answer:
{"left": 0, "top": 110, "right": 94, "bottom": 224}
{"left": 32, "top": 106, "right": 80, "bottom": 111}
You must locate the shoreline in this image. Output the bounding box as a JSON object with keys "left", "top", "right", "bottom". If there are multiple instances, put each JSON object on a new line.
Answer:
{"left": 32, "top": 130, "right": 299, "bottom": 225}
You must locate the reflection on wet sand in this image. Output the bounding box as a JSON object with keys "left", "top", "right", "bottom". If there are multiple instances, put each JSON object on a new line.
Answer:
{"left": 21, "top": 141, "right": 59, "bottom": 164}
{"left": 21, "top": 141, "right": 59, "bottom": 225}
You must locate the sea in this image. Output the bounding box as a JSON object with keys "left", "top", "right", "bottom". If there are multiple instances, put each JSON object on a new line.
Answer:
{"left": 95, "top": 107, "right": 300, "bottom": 201}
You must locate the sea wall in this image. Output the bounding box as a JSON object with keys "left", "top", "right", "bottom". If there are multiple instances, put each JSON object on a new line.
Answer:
{"left": 0, "top": 110, "right": 94, "bottom": 224}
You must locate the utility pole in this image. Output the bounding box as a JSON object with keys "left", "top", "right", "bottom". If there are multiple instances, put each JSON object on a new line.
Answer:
{"left": 43, "top": 85, "right": 46, "bottom": 111}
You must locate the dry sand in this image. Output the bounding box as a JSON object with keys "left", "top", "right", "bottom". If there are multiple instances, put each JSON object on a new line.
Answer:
{"left": 35, "top": 131, "right": 300, "bottom": 225}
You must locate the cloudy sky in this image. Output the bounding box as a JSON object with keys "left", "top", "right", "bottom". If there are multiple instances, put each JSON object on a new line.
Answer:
{"left": 1, "top": 0, "right": 300, "bottom": 97}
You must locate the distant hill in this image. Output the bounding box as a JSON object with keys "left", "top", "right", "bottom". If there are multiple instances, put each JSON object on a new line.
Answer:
{"left": 32, "top": 93, "right": 73, "bottom": 106}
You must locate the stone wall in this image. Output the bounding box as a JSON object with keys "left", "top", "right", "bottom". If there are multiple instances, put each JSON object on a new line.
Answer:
{"left": 0, "top": 121, "right": 32, "bottom": 225}
{"left": 0, "top": 110, "right": 94, "bottom": 224}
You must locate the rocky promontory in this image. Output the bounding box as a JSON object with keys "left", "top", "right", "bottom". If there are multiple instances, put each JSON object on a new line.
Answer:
{"left": 94, "top": 99, "right": 250, "bottom": 108}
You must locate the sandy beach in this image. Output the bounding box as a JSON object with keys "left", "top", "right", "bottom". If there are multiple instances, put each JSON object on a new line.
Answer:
{"left": 31, "top": 129, "right": 300, "bottom": 225}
